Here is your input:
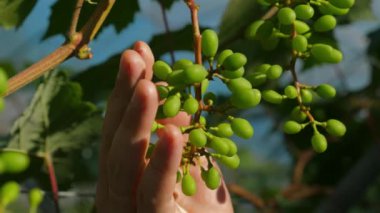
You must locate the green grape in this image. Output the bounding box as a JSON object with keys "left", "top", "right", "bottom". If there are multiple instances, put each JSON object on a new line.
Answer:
{"left": 231, "top": 88, "right": 261, "bottom": 109}
{"left": 0, "top": 98, "right": 4, "bottom": 111}
{"left": 327, "top": 49, "right": 343, "bottom": 63}
{"left": 184, "top": 64, "right": 208, "bottom": 84}
{"left": 163, "top": 95, "right": 181, "bottom": 117}
{"left": 329, "top": 0, "right": 355, "bottom": 8}
{"left": 260, "top": 34, "right": 280, "bottom": 51}
{"left": 201, "top": 79, "right": 209, "bottom": 94}
{"left": 284, "top": 85, "right": 298, "bottom": 99}
{"left": 223, "top": 138, "right": 237, "bottom": 156}
{"left": 301, "top": 89, "right": 313, "bottom": 103}
{"left": 182, "top": 173, "right": 196, "bottom": 196}
{"left": 183, "top": 96, "right": 199, "bottom": 115}
{"left": 295, "top": 4, "right": 314, "bottom": 20}
{"left": 204, "top": 167, "right": 221, "bottom": 190}
{"left": 220, "top": 67, "right": 245, "bottom": 79}
{"left": 176, "top": 171, "right": 182, "bottom": 183}
{"left": 319, "top": 3, "right": 349, "bottom": 16}
{"left": 231, "top": 118, "right": 254, "bottom": 139}
{"left": 283, "top": 121, "right": 302, "bottom": 134}
{"left": 151, "top": 121, "right": 158, "bottom": 133}
{"left": 173, "top": 59, "right": 193, "bottom": 70}
{"left": 245, "top": 20, "right": 265, "bottom": 40}
{"left": 156, "top": 85, "right": 169, "bottom": 100}
{"left": 222, "top": 53, "right": 247, "bottom": 70}
{"left": 295, "top": 20, "right": 312, "bottom": 38}
{"left": 311, "top": 44, "right": 333, "bottom": 62}
{"left": 167, "top": 70, "right": 186, "bottom": 86}
{"left": 313, "top": 15, "right": 337, "bottom": 32}
{"left": 209, "top": 137, "right": 230, "bottom": 155}
{"left": 227, "top": 78, "right": 252, "bottom": 93}
{"left": 28, "top": 188, "right": 44, "bottom": 210}
{"left": 203, "top": 92, "right": 217, "bottom": 105}
{"left": 278, "top": 7, "right": 296, "bottom": 25}
{"left": 326, "top": 119, "right": 346, "bottom": 137}
{"left": 246, "top": 73, "right": 267, "bottom": 87}
{"left": 217, "top": 49, "right": 233, "bottom": 66}
{"left": 262, "top": 90, "right": 283, "bottom": 104}
{"left": 199, "top": 116, "right": 207, "bottom": 126}
{"left": 218, "top": 154, "right": 240, "bottom": 169}
{"left": 0, "top": 151, "right": 30, "bottom": 173}
{"left": 256, "top": 21, "right": 274, "bottom": 40}
{"left": 292, "top": 35, "right": 308, "bottom": 52}
{"left": 215, "top": 123, "right": 234, "bottom": 138}
{"left": 315, "top": 84, "right": 336, "bottom": 99}
{"left": 189, "top": 128, "right": 207, "bottom": 147}
{"left": 311, "top": 133, "right": 328, "bottom": 153}
{"left": 291, "top": 106, "right": 307, "bottom": 122}
{"left": 0, "top": 68, "right": 8, "bottom": 96}
{"left": 202, "top": 29, "right": 219, "bottom": 58}
{"left": 0, "top": 181, "right": 20, "bottom": 206}
{"left": 254, "top": 64, "right": 271, "bottom": 73}
{"left": 153, "top": 60, "right": 172, "bottom": 80}
{"left": 267, "top": 65, "right": 283, "bottom": 79}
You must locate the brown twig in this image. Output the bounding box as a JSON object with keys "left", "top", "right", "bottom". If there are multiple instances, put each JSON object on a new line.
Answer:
{"left": 68, "top": 0, "right": 85, "bottom": 37}
{"left": 45, "top": 153, "right": 60, "bottom": 213}
{"left": 227, "top": 183, "right": 266, "bottom": 209}
{"left": 292, "top": 150, "right": 315, "bottom": 184}
{"left": 282, "top": 184, "right": 333, "bottom": 200}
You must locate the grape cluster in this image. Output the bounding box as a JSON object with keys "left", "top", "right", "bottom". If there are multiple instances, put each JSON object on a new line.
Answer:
{"left": 151, "top": 29, "right": 259, "bottom": 195}
{"left": 245, "top": 0, "right": 352, "bottom": 153}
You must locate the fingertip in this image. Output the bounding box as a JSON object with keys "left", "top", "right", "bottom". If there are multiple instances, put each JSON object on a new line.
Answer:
{"left": 157, "top": 124, "right": 182, "bottom": 142}
{"left": 119, "top": 50, "right": 146, "bottom": 79}
{"left": 133, "top": 41, "right": 154, "bottom": 80}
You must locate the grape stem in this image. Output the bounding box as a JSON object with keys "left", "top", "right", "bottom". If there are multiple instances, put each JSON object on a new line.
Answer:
{"left": 68, "top": 0, "right": 85, "bottom": 37}
{"left": 44, "top": 153, "right": 60, "bottom": 213}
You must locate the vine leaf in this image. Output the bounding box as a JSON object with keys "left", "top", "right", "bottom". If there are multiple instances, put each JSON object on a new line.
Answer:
{"left": 346, "top": 0, "right": 375, "bottom": 21}
{"left": 43, "top": 0, "right": 140, "bottom": 40}
{"left": 7, "top": 71, "right": 102, "bottom": 156}
{"left": 0, "top": 0, "right": 37, "bottom": 29}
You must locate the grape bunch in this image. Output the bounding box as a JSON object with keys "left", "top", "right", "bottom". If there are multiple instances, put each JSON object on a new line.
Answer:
{"left": 151, "top": 29, "right": 259, "bottom": 195}
{"left": 245, "top": 0, "right": 352, "bottom": 153}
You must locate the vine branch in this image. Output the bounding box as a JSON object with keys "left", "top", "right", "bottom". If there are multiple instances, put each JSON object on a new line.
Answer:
{"left": 69, "top": 0, "right": 85, "bottom": 37}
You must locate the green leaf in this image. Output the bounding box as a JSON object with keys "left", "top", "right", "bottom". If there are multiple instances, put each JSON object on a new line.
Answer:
{"left": 43, "top": 0, "right": 139, "bottom": 39}
{"left": 0, "top": 0, "right": 37, "bottom": 29}
{"left": 346, "top": 0, "right": 375, "bottom": 21}
{"left": 7, "top": 70, "right": 102, "bottom": 155}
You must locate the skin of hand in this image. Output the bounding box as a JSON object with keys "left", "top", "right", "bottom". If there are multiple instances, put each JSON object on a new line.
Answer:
{"left": 95, "top": 41, "right": 234, "bottom": 213}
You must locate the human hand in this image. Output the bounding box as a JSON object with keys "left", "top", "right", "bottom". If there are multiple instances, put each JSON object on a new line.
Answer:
{"left": 95, "top": 41, "right": 233, "bottom": 212}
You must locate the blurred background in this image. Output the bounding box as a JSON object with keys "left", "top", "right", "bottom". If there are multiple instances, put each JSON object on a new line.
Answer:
{"left": 0, "top": 0, "right": 380, "bottom": 212}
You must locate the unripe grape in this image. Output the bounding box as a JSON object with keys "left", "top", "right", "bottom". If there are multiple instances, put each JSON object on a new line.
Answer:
{"left": 319, "top": 3, "right": 349, "bottom": 16}
{"left": 218, "top": 154, "right": 240, "bottom": 169}
{"left": 204, "top": 167, "right": 221, "bottom": 190}
{"left": 0, "top": 151, "right": 30, "bottom": 173}
{"left": 182, "top": 173, "right": 196, "bottom": 196}
{"left": 262, "top": 90, "right": 283, "bottom": 104}
{"left": 326, "top": 119, "right": 346, "bottom": 137}
{"left": 173, "top": 59, "right": 193, "bottom": 70}
{"left": 203, "top": 92, "right": 216, "bottom": 105}
{"left": 167, "top": 70, "right": 186, "bottom": 86}
{"left": 327, "top": 49, "right": 343, "bottom": 63}
{"left": 246, "top": 73, "right": 267, "bottom": 87}
{"left": 184, "top": 64, "right": 208, "bottom": 84}
{"left": 29, "top": 188, "right": 44, "bottom": 209}
{"left": 291, "top": 106, "right": 307, "bottom": 122}
{"left": 231, "top": 118, "right": 254, "bottom": 139}
{"left": 222, "top": 53, "right": 247, "bottom": 70}
{"left": 283, "top": 121, "right": 302, "bottom": 134}
{"left": 313, "top": 15, "right": 337, "bottom": 32}
{"left": 260, "top": 35, "right": 280, "bottom": 51}
{"left": 295, "top": 4, "right": 314, "bottom": 20}
{"left": 163, "top": 95, "right": 181, "bottom": 117}
{"left": 209, "top": 137, "right": 230, "bottom": 155}
{"left": 295, "top": 20, "right": 312, "bottom": 38}
{"left": 0, "top": 68, "right": 8, "bottom": 96}
{"left": 311, "top": 133, "right": 328, "bottom": 153}
{"left": 278, "top": 7, "right": 296, "bottom": 25}
{"left": 217, "top": 49, "right": 233, "bottom": 66}
{"left": 246, "top": 20, "right": 265, "bottom": 40}
{"left": 256, "top": 21, "right": 274, "bottom": 40}
{"left": 311, "top": 44, "right": 333, "bottom": 62}
{"left": 227, "top": 78, "right": 252, "bottom": 93}
{"left": 199, "top": 116, "right": 207, "bottom": 126}
{"left": 189, "top": 128, "right": 207, "bottom": 147}
{"left": 156, "top": 85, "right": 169, "bottom": 99}
{"left": 0, "top": 181, "right": 20, "bottom": 206}
{"left": 329, "top": 0, "right": 355, "bottom": 8}
{"left": 220, "top": 67, "right": 245, "bottom": 79}
{"left": 231, "top": 89, "right": 261, "bottom": 109}
{"left": 284, "top": 85, "right": 298, "bottom": 99}
{"left": 267, "top": 65, "right": 283, "bottom": 79}
{"left": 183, "top": 97, "right": 199, "bottom": 115}
{"left": 316, "top": 84, "right": 336, "bottom": 99}
{"left": 292, "top": 35, "right": 308, "bottom": 52}
{"left": 151, "top": 121, "right": 158, "bottom": 133}
{"left": 301, "top": 89, "right": 313, "bottom": 103}
{"left": 202, "top": 29, "right": 219, "bottom": 58}
{"left": 201, "top": 79, "right": 209, "bottom": 94}
{"left": 215, "top": 123, "right": 234, "bottom": 138}
{"left": 254, "top": 64, "right": 271, "bottom": 73}
{"left": 223, "top": 138, "right": 238, "bottom": 156}
{"left": 153, "top": 60, "right": 172, "bottom": 80}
